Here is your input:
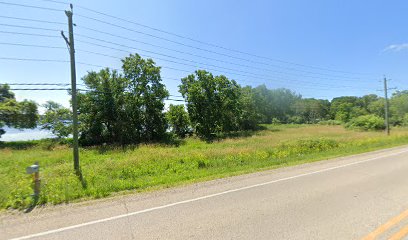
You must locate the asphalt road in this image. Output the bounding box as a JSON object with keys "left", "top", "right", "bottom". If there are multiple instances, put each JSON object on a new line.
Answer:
{"left": 2, "top": 146, "right": 408, "bottom": 240}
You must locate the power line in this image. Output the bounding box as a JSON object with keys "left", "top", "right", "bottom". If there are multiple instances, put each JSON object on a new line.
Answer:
{"left": 0, "top": 30, "right": 60, "bottom": 38}
{"left": 73, "top": 41, "right": 366, "bottom": 89}
{"left": 0, "top": 42, "right": 65, "bottom": 49}
{"left": 74, "top": 34, "right": 366, "bottom": 84}
{"left": 74, "top": 61, "right": 372, "bottom": 92}
{"left": 30, "top": 0, "right": 378, "bottom": 78}
{"left": 9, "top": 88, "right": 70, "bottom": 91}
{"left": 74, "top": 25, "right": 372, "bottom": 82}
{"left": 2, "top": 83, "right": 70, "bottom": 86}
{"left": 75, "top": 14, "right": 370, "bottom": 81}
{"left": 71, "top": 2, "right": 373, "bottom": 76}
{"left": 0, "top": 23, "right": 61, "bottom": 32}
{"left": 0, "top": 1, "right": 62, "bottom": 12}
{"left": 0, "top": 15, "right": 65, "bottom": 25}
{"left": 0, "top": 57, "right": 68, "bottom": 63}
{"left": 74, "top": 34, "right": 357, "bottom": 87}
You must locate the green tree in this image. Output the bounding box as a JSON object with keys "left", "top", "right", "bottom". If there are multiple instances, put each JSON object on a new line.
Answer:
{"left": 78, "top": 54, "right": 169, "bottom": 145}
{"left": 252, "top": 85, "right": 300, "bottom": 123}
{"left": 166, "top": 104, "right": 190, "bottom": 138}
{"left": 293, "top": 98, "right": 330, "bottom": 123}
{"left": 0, "top": 85, "right": 38, "bottom": 138}
{"left": 179, "top": 70, "right": 242, "bottom": 139}
{"left": 78, "top": 68, "right": 127, "bottom": 145}
{"left": 122, "top": 54, "right": 169, "bottom": 142}
{"left": 238, "top": 86, "right": 261, "bottom": 130}
{"left": 390, "top": 91, "right": 408, "bottom": 126}
{"left": 40, "top": 101, "right": 72, "bottom": 139}
{"left": 330, "top": 96, "right": 363, "bottom": 122}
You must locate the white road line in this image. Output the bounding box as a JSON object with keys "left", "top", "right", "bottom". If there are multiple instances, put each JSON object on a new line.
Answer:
{"left": 10, "top": 148, "right": 408, "bottom": 240}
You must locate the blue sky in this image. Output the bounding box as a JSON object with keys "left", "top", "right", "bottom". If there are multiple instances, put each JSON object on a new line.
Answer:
{"left": 1, "top": 0, "right": 407, "bottom": 110}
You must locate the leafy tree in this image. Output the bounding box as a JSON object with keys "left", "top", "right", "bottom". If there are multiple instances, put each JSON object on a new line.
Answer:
{"left": 403, "top": 113, "right": 408, "bottom": 126}
{"left": 40, "top": 101, "right": 72, "bottom": 139}
{"left": 293, "top": 98, "right": 330, "bottom": 123}
{"left": 252, "top": 85, "right": 300, "bottom": 123}
{"left": 330, "top": 96, "right": 362, "bottom": 122}
{"left": 78, "top": 54, "right": 168, "bottom": 145}
{"left": 122, "top": 54, "right": 169, "bottom": 142}
{"left": 179, "top": 70, "right": 242, "bottom": 139}
{"left": 390, "top": 91, "right": 408, "bottom": 126}
{"left": 78, "top": 68, "right": 127, "bottom": 145}
{"left": 166, "top": 104, "right": 190, "bottom": 138}
{"left": 0, "top": 85, "right": 38, "bottom": 138}
{"left": 238, "top": 86, "right": 261, "bottom": 130}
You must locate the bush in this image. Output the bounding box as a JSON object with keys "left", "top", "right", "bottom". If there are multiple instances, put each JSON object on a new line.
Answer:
{"left": 318, "top": 120, "right": 342, "bottom": 125}
{"left": 288, "top": 116, "right": 305, "bottom": 124}
{"left": 345, "top": 115, "right": 385, "bottom": 131}
{"left": 403, "top": 113, "right": 408, "bottom": 127}
{"left": 271, "top": 118, "right": 281, "bottom": 125}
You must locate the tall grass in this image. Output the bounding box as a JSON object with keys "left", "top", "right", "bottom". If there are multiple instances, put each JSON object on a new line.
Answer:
{"left": 1, "top": 125, "right": 408, "bottom": 210}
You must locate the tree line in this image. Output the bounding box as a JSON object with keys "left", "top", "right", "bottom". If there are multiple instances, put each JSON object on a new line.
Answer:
{"left": 1, "top": 54, "right": 407, "bottom": 144}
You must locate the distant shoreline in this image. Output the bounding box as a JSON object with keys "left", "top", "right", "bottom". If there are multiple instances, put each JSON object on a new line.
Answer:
{"left": 1, "top": 127, "right": 53, "bottom": 142}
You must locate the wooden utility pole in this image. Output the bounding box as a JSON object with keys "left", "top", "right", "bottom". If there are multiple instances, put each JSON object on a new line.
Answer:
{"left": 383, "top": 77, "right": 390, "bottom": 136}
{"left": 62, "top": 4, "right": 79, "bottom": 172}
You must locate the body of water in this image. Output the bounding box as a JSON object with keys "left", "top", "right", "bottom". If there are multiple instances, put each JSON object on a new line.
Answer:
{"left": 1, "top": 127, "right": 54, "bottom": 142}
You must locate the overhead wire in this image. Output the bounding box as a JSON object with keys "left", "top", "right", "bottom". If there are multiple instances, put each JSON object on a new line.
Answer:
{"left": 0, "top": 30, "right": 60, "bottom": 38}
{"left": 69, "top": 1, "right": 374, "bottom": 76}
{"left": 1, "top": 1, "right": 380, "bottom": 96}
{"left": 73, "top": 18, "right": 367, "bottom": 81}
{"left": 0, "top": 15, "right": 65, "bottom": 25}
{"left": 0, "top": 1, "right": 62, "bottom": 12}
{"left": 6, "top": 0, "right": 377, "bottom": 79}
{"left": 73, "top": 33, "right": 366, "bottom": 84}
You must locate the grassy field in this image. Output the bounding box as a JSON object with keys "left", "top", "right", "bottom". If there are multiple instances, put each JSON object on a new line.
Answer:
{"left": 1, "top": 124, "right": 408, "bottom": 210}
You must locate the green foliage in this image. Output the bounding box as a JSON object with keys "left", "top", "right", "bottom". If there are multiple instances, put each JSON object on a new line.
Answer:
{"left": 346, "top": 115, "right": 385, "bottom": 131}
{"left": 179, "top": 70, "right": 242, "bottom": 140}
{"left": 403, "top": 113, "right": 408, "bottom": 126}
{"left": 2, "top": 125, "right": 408, "bottom": 210}
{"left": 252, "top": 85, "right": 301, "bottom": 123}
{"left": 0, "top": 84, "right": 38, "bottom": 138}
{"left": 238, "top": 86, "right": 261, "bottom": 130}
{"left": 40, "top": 101, "right": 72, "bottom": 139}
{"left": 78, "top": 54, "right": 169, "bottom": 145}
{"left": 318, "top": 120, "right": 342, "bottom": 125}
{"left": 122, "top": 54, "right": 169, "bottom": 142}
{"left": 292, "top": 98, "right": 330, "bottom": 123}
{"left": 166, "top": 104, "right": 191, "bottom": 138}
{"left": 390, "top": 91, "right": 408, "bottom": 126}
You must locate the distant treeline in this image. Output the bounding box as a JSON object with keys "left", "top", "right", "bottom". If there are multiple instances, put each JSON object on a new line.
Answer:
{"left": 1, "top": 54, "right": 407, "bottom": 145}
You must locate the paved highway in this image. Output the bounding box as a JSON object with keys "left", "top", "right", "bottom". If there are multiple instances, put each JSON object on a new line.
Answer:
{"left": 2, "top": 146, "right": 408, "bottom": 240}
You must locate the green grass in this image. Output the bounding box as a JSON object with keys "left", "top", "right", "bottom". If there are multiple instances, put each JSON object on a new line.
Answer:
{"left": 1, "top": 124, "right": 408, "bottom": 210}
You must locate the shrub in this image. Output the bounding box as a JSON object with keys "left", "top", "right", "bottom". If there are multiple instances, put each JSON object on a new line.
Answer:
{"left": 318, "top": 120, "right": 342, "bottom": 125}
{"left": 288, "top": 116, "right": 305, "bottom": 124}
{"left": 403, "top": 113, "right": 408, "bottom": 127}
{"left": 345, "top": 115, "right": 385, "bottom": 131}
{"left": 271, "top": 118, "right": 281, "bottom": 125}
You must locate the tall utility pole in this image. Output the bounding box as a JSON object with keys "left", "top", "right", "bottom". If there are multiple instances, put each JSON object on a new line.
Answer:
{"left": 62, "top": 4, "right": 79, "bottom": 172}
{"left": 383, "top": 77, "right": 390, "bottom": 136}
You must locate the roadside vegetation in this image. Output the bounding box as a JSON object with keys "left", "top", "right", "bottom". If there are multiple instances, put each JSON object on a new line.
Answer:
{"left": 1, "top": 53, "right": 408, "bottom": 211}
{"left": 1, "top": 125, "right": 408, "bottom": 210}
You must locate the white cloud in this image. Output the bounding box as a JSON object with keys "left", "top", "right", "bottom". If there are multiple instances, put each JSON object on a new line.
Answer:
{"left": 383, "top": 43, "right": 408, "bottom": 52}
